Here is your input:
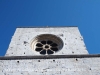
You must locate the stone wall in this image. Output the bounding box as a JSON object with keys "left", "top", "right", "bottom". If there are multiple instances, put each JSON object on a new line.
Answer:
{"left": 0, "top": 57, "right": 100, "bottom": 75}
{"left": 5, "top": 27, "right": 88, "bottom": 56}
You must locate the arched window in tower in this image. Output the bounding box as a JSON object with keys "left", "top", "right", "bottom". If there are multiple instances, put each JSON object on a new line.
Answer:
{"left": 31, "top": 34, "right": 63, "bottom": 55}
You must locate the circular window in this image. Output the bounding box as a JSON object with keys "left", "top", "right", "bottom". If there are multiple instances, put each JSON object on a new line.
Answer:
{"left": 31, "top": 34, "right": 63, "bottom": 55}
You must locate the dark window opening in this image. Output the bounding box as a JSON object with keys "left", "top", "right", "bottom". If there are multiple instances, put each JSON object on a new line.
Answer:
{"left": 35, "top": 48, "right": 43, "bottom": 51}
{"left": 47, "top": 40, "right": 53, "bottom": 44}
{"left": 51, "top": 48, "right": 58, "bottom": 51}
{"left": 40, "top": 50, "right": 46, "bottom": 54}
{"left": 51, "top": 43, "right": 58, "bottom": 47}
{"left": 45, "top": 45, "right": 49, "bottom": 48}
{"left": 47, "top": 49, "right": 54, "bottom": 54}
{"left": 36, "top": 43, "right": 43, "bottom": 47}
{"left": 41, "top": 41, "right": 46, "bottom": 44}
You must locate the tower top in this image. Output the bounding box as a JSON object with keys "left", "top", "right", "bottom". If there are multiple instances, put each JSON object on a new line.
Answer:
{"left": 5, "top": 27, "right": 88, "bottom": 56}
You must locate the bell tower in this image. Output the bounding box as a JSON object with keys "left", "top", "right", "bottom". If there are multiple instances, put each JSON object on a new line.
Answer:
{"left": 5, "top": 26, "right": 88, "bottom": 56}
{"left": 0, "top": 26, "right": 100, "bottom": 75}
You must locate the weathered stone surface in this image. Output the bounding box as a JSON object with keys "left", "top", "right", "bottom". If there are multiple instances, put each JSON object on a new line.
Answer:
{"left": 5, "top": 27, "right": 88, "bottom": 56}
{"left": 0, "top": 58, "right": 100, "bottom": 75}
{"left": 1, "top": 27, "right": 99, "bottom": 75}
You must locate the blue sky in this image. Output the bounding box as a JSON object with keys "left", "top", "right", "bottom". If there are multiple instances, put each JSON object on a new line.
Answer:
{"left": 0, "top": 0, "right": 100, "bottom": 56}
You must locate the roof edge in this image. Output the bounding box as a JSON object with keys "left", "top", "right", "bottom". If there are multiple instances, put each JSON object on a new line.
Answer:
{"left": 17, "top": 26, "right": 78, "bottom": 28}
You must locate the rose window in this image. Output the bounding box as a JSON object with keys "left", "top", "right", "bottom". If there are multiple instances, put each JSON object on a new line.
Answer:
{"left": 31, "top": 34, "right": 63, "bottom": 55}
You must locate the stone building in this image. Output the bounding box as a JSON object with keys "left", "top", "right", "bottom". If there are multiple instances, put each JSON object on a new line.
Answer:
{"left": 0, "top": 26, "right": 100, "bottom": 75}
